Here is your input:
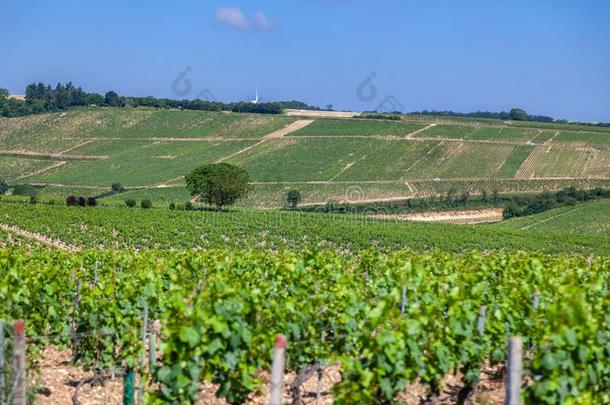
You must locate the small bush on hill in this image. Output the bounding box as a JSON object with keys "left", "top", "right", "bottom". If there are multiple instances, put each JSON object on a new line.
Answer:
{"left": 141, "top": 199, "right": 153, "bottom": 209}
{"left": 111, "top": 183, "right": 125, "bottom": 193}
{"left": 87, "top": 197, "right": 97, "bottom": 207}
{"left": 287, "top": 190, "right": 302, "bottom": 209}
{"left": 11, "top": 184, "right": 41, "bottom": 197}
{"left": 0, "top": 179, "right": 8, "bottom": 195}
{"left": 78, "top": 196, "right": 87, "bottom": 207}
{"left": 169, "top": 202, "right": 176, "bottom": 210}
{"left": 125, "top": 199, "right": 136, "bottom": 208}
{"left": 66, "top": 195, "right": 77, "bottom": 206}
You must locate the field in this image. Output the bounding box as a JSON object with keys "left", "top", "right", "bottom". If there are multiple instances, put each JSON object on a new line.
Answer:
{"left": 1, "top": 201, "right": 609, "bottom": 254}
{"left": 1, "top": 248, "right": 608, "bottom": 404}
{"left": 1, "top": 108, "right": 610, "bottom": 207}
{"left": 495, "top": 199, "right": 610, "bottom": 237}
{"left": 2, "top": 107, "right": 610, "bottom": 404}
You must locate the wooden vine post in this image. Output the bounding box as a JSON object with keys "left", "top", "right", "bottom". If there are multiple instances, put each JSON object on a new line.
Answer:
{"left": 269, "top": 335, "right": 286, "bottom": 405}
{"left": 12, "top": 320, "right": 26, "bottom": 405}
{"left": 505, "top": 337, "right": 523, "bottom": 405}
{"left": 0, "top": 319, "right": 5, "bottom": 404}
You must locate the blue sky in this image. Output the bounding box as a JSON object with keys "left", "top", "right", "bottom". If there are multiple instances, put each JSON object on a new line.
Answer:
{"left": 1, "top": 0, "right": 609, "bottom": 121}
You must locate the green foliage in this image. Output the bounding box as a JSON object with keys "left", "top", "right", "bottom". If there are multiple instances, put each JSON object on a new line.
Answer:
{"left": 125, "top": 199, "right": 136, "bottom": 208}
{"left": 185, "top": 163, "right": 250, "bottom": 208}
{"left": 509, "top": 108, "right": 529, "bottom": 121}
{"left": 0, "top": 179, "right": 7, "bottom": 194}
{"left": 524, "top": 284, "right": 610, "bottom": 404}
{"left": 286, "top": 189, "right": 301, "bottom": 209}
{"left": 111, "top": 183, "right": 125, "bottom": 193}
{"left": 140, "top": 199, "right": 153, "bottom": 209}
{"left": 104, "top": 91, "right": 123, "bottom": 107}
{"left": 10, "top": 184, "right": 41, "bottom": 197}
{"left": 2, "top": 202, "right": 610, "bottom": 254}
{"left": 0, "top": 249, "right": 608, "bottom": 404}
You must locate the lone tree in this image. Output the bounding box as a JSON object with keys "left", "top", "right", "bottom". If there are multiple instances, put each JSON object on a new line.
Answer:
{"left": 509, "top": 108, "right": 528, "bottom": 121}
{"left": 185, "top": 163, "right": 249, "bottom": 209}
{"left": 286, "top": 190, "right": 302, "bottom": 209}
{"left": 0, "top": 179, "right": 8, "bottom": 195}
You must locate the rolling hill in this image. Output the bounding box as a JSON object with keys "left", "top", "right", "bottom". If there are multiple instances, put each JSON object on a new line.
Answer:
{"left": 494, "top": 199, "right": 610, "bottom": 237}
{"left": 1, "top": 107, "right": 609, "bottom": 208}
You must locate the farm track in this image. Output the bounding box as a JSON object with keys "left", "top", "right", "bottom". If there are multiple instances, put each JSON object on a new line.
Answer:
{"left": 519, "top": 207, "right": 578, "bottom": 230}
{"left": 16, "top": 161, "right": 67, "bottom": 180}
{"left": 0, "top": 149, "right": 108, "bottom": 161}
{"left": 404, "top": 123, "right": 437, "bottom": 139}
{"left": 0, "top": 224, "right": 79, "bottom": 251}
{"left": 263, "top": 119, "right": 314, "bottom": 139}
{"left": 216, "top": 120, "right": 316, "bottom": 163}
{"left": 372, "top": 208, "right": 504, "bottom": 224}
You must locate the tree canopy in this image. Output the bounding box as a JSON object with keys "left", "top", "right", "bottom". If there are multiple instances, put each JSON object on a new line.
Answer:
{"left": 287, "top": 190, "right": 302, "bottom": 209}
{"left": 185, "top": 163, "right": 250, "bottom": 209}
{"left": 509, "top": 108, "right": 529, "bottom": 121}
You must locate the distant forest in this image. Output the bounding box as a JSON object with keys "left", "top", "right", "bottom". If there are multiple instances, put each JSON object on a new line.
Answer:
{"left": 407, "top": 109, "right": 610, "bottom": 128}
{"left": 1, "top": 82, "right": 609, "bottom": 128}
{"left": 0, "top": 82, "right": 321, "bottom": 117}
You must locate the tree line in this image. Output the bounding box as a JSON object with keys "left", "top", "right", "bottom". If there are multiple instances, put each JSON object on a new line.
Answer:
{"left": 0, "top": 82, "right": 322, "bottom": 118}
{"left": 408, "top": 108, "right": 610, "bottom": 127}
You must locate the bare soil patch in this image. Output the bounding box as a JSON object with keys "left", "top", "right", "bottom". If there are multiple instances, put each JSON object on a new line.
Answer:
{"left": 284, "top": 109, "right": 360, "bottom": 119}
{"left": 34, "top": 347, "right": 505, "bottom": 404}
{"left": 373, "top": 208, "right": 504, "bottom": 224}
{"left": 0, "top": 224, "right": 80, "bottom": 251}
{"left": 263, "top": 119, "right": 315, "bottom": 139}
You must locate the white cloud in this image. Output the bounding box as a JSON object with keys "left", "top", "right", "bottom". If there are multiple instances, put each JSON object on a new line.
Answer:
{"left": 215, "top": 6, "right": 279, "bottom": 31}
{"left": 215, "top": 6, "right": 249, "bottom": 30}
{"left": 252, "top": 12, "right": 279, "bottom": 31}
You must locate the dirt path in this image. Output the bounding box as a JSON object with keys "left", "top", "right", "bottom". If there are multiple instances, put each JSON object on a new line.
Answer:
{"left": 16, "top": 161, "right": 67, "bottom": 180}
{"left": 519, "top": 207, "right": 577, "bottom": 230}
{"left": 0, "top": 149, "right": 108, "bottom": 161}
{"left": 544, "top": 130, "right": 561, "bottom": 145}
{"left": 284, "top": 109, "right": 359, "bottom": 118}
{"left": 263, "top": 119, "right": 314, "bottom": 139}
{"left": 0, "top": 224, "right": 79, "bottom": 251}
{"left": 58, "top": 139, "right": 95, "bottom": 154}
{"left": 373, "top": 208, "right": 504, "bottom": 224}
{"left": 214, "top": 120, "right": 316, "bottom": 163}
{"left": 214, "top": 140, "right": 266, "bottom": 163}
{"left": 404, "top": 123, "right": 437, "bottom": 139}
{"left": 29, "top": 182, "right": 108, "bottom": 189}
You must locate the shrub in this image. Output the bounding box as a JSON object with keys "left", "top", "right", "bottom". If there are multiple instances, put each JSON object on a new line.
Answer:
{"left": 66, "top": 195, "right": 78, "bottom": 206}
{"left": 141, "top": 199, "right": 153, "bottom": 209}
{"left": 29, "top": 195, "right": 38, "bottom": 205}
{"left": 0, "top": 179, "right": 8, "bottom": 195}
{"left": 169, "top": 202, "right": 176, "bottom": 210}
{"left": 111, "top": 183, "right": 125, "bottom": 193}
{"left": 185, "top": 201, "right": 194, "bottom": 211}
{"left": 78, "top": 196, "right": 87, "bottom": 207}
{"left": 12, "top": 184, "right": 40, "bottom": 197}
{"left": 176, "top": 203, "right": 186, "bottom": 210}
{"left": 87, "top": 197, "right": 97, "bottom": 207}
{"left": 287, "top": 190, "right": 302, "bottom": 209}
{"left": 125, "top": 199, "right": 136, "bottom": 208}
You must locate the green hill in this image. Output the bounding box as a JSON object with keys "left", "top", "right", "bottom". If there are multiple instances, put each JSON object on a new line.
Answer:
{"left": 1, "top": 202, "right": 609, "bottom": 254}
{"left": 494, "top": 199, "right": 610, "bottom": 237}
{"left": 1, "top": 107, "right": 609, "bottom": 208}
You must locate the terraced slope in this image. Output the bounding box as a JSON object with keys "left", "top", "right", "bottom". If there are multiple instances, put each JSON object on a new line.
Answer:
{"left": 1, "top": 108, "right": 609, "bottom": 207}
{"left": 494, "top": 199, "right": 610, "bottom": 237}
{"left": 1, "top": 202, "right": 609, "bottom": 254}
